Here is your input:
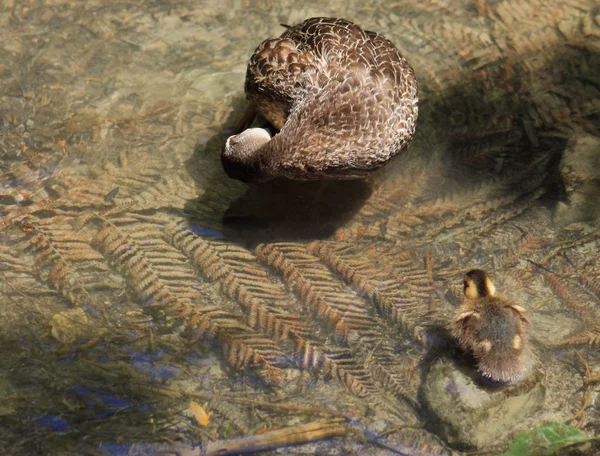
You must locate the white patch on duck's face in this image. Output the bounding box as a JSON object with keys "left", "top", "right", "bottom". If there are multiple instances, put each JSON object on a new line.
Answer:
{"left": 224, "top": 128, "right": 271, "bottom": 160}
{"left": 485, "top": 276, "right": 496, "bottom": 297}
{"left": 464, "top": 279, "right": 479, "bottom": 299}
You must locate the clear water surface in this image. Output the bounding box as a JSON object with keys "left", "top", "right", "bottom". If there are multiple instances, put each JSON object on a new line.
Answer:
{"left": 1, "top": 1, "right": 599, "bottom": 454}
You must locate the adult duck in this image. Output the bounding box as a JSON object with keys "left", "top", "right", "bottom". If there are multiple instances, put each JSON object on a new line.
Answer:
{"left": 222, "top": 17, "right": 418, "bottom": 183}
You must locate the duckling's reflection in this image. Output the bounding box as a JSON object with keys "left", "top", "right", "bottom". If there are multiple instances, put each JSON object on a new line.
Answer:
{"left": 222, "top": 178, "right": 372, "bottom": 243}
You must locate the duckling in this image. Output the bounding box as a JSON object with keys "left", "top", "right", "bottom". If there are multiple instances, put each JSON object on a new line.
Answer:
{"left": 222, "top": 17, "right": 418, "bottom": 183}
{"left": 452, "top": 269, "right": 530, "bottom": 383}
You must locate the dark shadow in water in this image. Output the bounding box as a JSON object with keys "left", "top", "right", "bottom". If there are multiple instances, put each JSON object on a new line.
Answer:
{"left": 417, "top": 44, "right": 600, "bottom": 220}
{"left": 220, "top": 178, "right": 373, "bottom": 244}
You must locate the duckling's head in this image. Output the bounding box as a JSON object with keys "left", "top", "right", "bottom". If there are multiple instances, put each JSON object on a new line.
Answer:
{"left": 463, "top": 269, "right": 496, "bottom": 299}
{"left": 222, "top": 128, "right": 272, "bottom": 183}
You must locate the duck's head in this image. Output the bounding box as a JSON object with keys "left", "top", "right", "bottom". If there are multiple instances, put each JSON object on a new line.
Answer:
{"left": 463, "top": 269, "right": 496, "bottom": 299}
{"left": 222, "top": 128, "right": 272, "bottom": 183}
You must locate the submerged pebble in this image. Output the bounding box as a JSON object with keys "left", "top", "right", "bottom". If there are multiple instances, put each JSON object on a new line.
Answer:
{"left": 554, "top": 133, "right": 600, "bottom": 225}
{"left": 422, "top": 356, "right": 545, "bottom": 449}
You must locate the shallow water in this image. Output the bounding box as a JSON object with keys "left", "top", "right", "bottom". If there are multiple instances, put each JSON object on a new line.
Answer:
{"left": 1, "top": 1, "right": 599, "bottom": 454}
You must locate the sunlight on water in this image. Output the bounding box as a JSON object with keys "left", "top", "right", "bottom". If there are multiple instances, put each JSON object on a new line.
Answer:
{"left": 0, "top": 1, "right": 599, "bottom": 454}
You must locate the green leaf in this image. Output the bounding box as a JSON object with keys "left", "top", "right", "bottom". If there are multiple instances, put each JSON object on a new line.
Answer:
{"left": 501, "top": 423, "right": 597, "bottom": 456}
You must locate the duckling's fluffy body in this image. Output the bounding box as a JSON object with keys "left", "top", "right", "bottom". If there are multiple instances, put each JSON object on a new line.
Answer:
{"left": 222, "top": 17, "right": 418, "bottom": 183}
{"left": 453, "top": 270, "right": 530, "bottom": 383}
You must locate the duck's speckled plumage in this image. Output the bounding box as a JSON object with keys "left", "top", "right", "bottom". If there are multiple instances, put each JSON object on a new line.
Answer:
{"left": 222, "top": 17, "right": 418, "bottom": 183}
{"left": 453, "top": 270, "right": 531, "bottom": 383}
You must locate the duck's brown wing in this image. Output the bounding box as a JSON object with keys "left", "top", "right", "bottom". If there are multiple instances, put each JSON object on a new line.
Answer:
{"left": 280, "top": 17, "right": 367, "bottom": 56}
{"left": 245, "top": 36, "right": 318, "bottom": 130}
{"left": 364, "top": 30, "right": 418, "bottom": 100}
{"left": 244, "top": 17, "right": 370, "bottom": 130}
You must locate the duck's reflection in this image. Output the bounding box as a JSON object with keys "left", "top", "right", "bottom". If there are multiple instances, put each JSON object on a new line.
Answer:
{"left": 222, "top": 178, "right": 373, "bottom": 243}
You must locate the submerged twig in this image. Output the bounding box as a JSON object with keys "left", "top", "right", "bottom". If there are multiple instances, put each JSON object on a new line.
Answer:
{"left": 205, "top": 418, "right": 347, "bottom": 455}
{"left": 570, "top": 351, "right": 593, "bottom": 425}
